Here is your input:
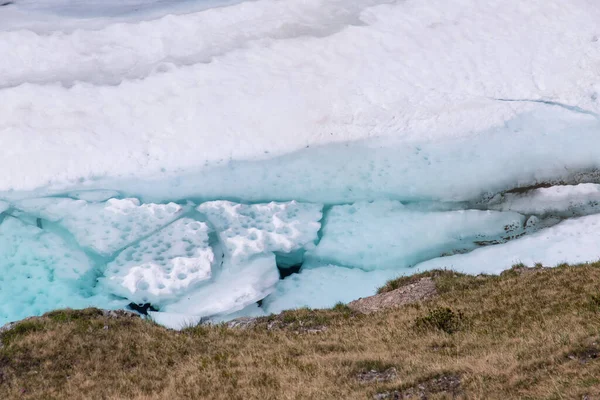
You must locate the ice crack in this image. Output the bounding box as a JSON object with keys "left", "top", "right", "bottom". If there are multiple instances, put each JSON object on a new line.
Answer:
{"left": 493, "top": 98, "right": 600, "bottom": 119}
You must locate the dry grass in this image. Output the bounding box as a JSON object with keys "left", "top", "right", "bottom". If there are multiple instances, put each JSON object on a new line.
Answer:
{"left": 2, "top": 263, "right": 600, "bottom": 399}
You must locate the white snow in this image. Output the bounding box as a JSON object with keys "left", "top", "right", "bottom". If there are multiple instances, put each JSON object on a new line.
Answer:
{"left": 414, "top": 214, "right": 600, "bottom": 275}
{"left": 14, "top": 197, "right": 184, "bottom": 255}
{"left": 0, "top": 0, "right": 598, "bottom": 198}
{"left": 101, "top": 218, "right": 214, "bottom": 304}
{"left": 309, "top": 201, "right": 526, "bottom": 270}
{"left": 490, "top": 183, "right": 600, "bottom": 217}
{"left": 198, "top": 201, "right": 322, "bottom": 263}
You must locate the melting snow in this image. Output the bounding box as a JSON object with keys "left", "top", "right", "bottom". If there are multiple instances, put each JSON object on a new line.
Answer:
{"left": 0, "top": 0, "right": 600, "bottom": 327}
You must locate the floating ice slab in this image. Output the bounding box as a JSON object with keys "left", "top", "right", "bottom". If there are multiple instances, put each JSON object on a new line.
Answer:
{"left": 309, "top": 201, "right": 526, "bottom": 271}
{"left": 15, "top": 197, "right": 183, "bottom": 256}
{"left": 101, "top": 218, "right": 214, "bottom": 305}
{"left": 414, "top": 214, "right": 600, "bottom": 275}
{"left": 0, "top": 217, "right": 95, "bottom": 325}
{"left": 198, "top": 201, "right": 322, "bottom": 263}
{"left": 162, "top": 254, "right": 279, "bottom": 317}
{"left": 490, "top": 184, "right": 600, "bottom": 217}
{"left": 263, "top": 265, "right": 400, "bottom": 314}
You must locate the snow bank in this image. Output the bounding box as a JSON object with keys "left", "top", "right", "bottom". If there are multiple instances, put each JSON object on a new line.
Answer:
{"left": 414, "top": 214, "right": 600, "bottom": 275}
{"left": 0, "top": 0, "right": 599, "bottom": 197}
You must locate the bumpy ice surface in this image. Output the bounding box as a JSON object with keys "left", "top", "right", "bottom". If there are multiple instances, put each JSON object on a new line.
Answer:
{"left": 1, "top": 0, "right": 600, "bottom": 327}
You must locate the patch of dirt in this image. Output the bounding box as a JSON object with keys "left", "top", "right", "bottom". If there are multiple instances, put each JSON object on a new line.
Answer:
{"left": 228, "top": 314, "right": 330, "bottom": 333}
{"left": 101, "top": 309, "right": 140, "bottom": 319}
{"left": 226, "top": 317, "right": 257, "bottom": 330}
{"left": 266, "top": 320, "right": 328, "bottom": 334}
{"left": 349, "top": 278, "right": 437, "bottom": 314}
{"left": 505, "top": 182, "right": 555, "bottom": 194}
{"left": 500, "top": 264, "right": 546, "bottom": 278}
{"left": 0, "top": 309, "right": 139, "bottom": 340}
{"left": 374, "top": 374, "right": 462, "bottom": 399}
{"left": 357, "top": 368, "right": 397, "bottom": 384}
{"left": 567, "top": 342, "right": 600, "bottom": 364}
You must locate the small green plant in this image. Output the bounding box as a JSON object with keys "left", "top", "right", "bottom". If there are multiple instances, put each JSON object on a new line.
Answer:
{"left": 588, "top": 294, "right": 600, "bottom": 311}
{"left": 1, "top": 320, "right": 45, "bottom": 346}
{"left": 415, "top": 307, "right": 465, "bottom": 334}
{"left": 45, "top": 308, "right": 103, "bottom": 322}
{"left": 332, "top": 302, "right": 352, "bottom": 313}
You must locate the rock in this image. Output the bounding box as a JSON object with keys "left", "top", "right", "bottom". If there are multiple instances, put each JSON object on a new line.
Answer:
{"left": 102, "top": 309, "right": 139, "bottom": 319}
{"left": 349, "top": 278, "right": 437, "bottom": 314}
{"left": 226, "top": 317, "right": 257, "bottom": 330}
{"left": 357, "top": 367, "right": 397, "bottom": 384}
{"left": 374, "top": 373, "right": 461, "bottom": 399}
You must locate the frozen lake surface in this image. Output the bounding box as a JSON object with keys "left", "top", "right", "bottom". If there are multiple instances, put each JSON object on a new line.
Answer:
{"left": 1, "top": 0, "right": 599, "bottom": 328}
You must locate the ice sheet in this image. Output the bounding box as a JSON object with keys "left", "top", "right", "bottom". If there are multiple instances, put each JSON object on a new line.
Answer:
{"left": 263, "top": 265, "right": 399, "bottom": 314}
{"left": 161, "top": 254, "right": 279, "bottom": 317}
{"left": 14, "top": 197, "right": 183, "bottom": 256}
{"left": 308, "top": 201, "right": 526, "bottom": 270}
{"left": 198, "top": 201, "right": 322, "bottom": 263}
{"left": 101, "top": 218, "right": 214, "bottom": 304}
{"left": 0, "top": 217, "right": 96, "bottom": 324}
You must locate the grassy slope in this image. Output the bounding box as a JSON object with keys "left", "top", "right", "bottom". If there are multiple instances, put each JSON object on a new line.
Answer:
{"left": 2, "top": 263, "right": 600, "bottom": 399}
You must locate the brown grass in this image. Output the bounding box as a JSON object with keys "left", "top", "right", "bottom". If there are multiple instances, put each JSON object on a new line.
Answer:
{"left": 2, "top": 262, "right": 600, "bottom": 399}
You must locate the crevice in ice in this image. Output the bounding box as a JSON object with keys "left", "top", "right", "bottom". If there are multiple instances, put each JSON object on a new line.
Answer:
{"left": 493, "top": 98, "right": 600, "bottom": 119}
{"left": 127, "top": 302, "right": 158, "bottom": 315}
{"left": 277, "top": 263, "right": 302, "bottom": 280}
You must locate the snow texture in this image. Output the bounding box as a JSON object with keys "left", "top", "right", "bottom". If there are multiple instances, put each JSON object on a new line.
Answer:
{"left": 161, "top": 254, "right": 280, "bottom": 318}
{"left": 101, "top": 218, "right": 214, "bottom": 304}
{"left": 14, "top": 197, "right": 183, "bottom": 256}
{"left": 198, "top": 201, "right": 322, "bottom": 263}
{"left": 0, "top": 0, "right": 599, "bottom": 198}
